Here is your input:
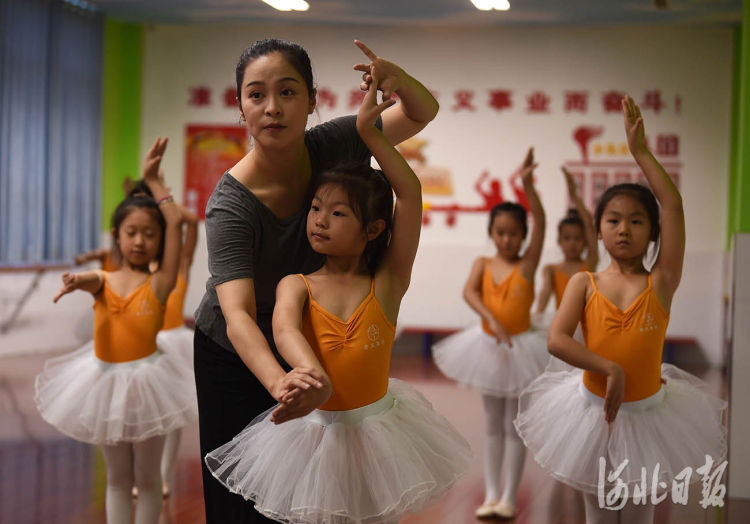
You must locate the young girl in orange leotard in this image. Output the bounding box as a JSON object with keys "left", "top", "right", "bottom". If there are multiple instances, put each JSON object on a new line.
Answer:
{"left": 35, "top": 138, "right": 197, "bottom": 524}
{"left": 432, "top": 147, "right": 547, "bottom": 519}
{"left": 536, "top": 167, "right": 598, "bottom": 315}
{"left": 515, "top": 96, "right": 726, "bottom": 524}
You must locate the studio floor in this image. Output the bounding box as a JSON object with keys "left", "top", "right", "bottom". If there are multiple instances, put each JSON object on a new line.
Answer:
{"left": 0, "top": 341, "right": 746, "bottom": 524}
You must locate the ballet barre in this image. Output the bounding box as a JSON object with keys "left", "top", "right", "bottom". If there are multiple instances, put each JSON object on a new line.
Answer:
{"left": 0, "top": 262, "right": 72, "bottom": 334}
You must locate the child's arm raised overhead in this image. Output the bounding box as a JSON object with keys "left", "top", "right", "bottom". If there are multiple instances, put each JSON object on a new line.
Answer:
{"left": 519, "top": 148, "right": 545, "bottom": 281}
{"left": 177, "top": 203, "right": 199, "bottom": 278}
{"left": 142, "top": 137, "right": 183, "bottom": 305}
{"left": 53, "top": 270, "right": 105, "bottom": 303}
{"left": 463, "top": 258, "right": 513, "bottom": 346}
{"left": 357, "top": 75, "right": 422, "bottom": 305}
{"left": 271, "top": 275, "right": 333, "bottom": 424}
{"left": 548, "top": 272, "right": 624, "bottom": 423}
{"left": 622, "top": 96, "right": 685, "bottom": 304}
{"left": 535, "top": 265, "right": 554, "bottom": 314}
{"left": 562, "top": 167, "right": 598, "bottom": 271}
{"left": 353, "top": 41, "right": 439, "bottom": 146}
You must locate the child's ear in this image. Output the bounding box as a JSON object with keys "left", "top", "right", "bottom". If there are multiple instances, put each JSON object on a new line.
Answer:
{"left": 111, "top": 228, "right": 119, "bottom": 242}
{"left": 366, "top": 219, "right": 386, "bottom": 241}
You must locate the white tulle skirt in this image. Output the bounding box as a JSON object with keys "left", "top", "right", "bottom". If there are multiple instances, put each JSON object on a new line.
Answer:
{"left": 514, "top": 365, "right": 727, "bottom": 495}
{"left": 35, "top": 342, "right": 198, "bottom": 445}
{"left": 205, "top": 378, "right": 472, "bottom": 524}
{"left": 432, "top": 325, "right": 549, "bottom": 397}
{"left": 156, "top": 326, "right": 194, "bottom": 370}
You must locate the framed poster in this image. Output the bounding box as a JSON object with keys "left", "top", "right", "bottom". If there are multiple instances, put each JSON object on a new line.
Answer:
{"left": 184, "top": 125, "right": 247, "bottom": 218}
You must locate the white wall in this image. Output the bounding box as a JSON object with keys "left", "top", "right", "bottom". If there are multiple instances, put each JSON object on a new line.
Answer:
{"left": 141, "top": 23, "right": 734, "bottom": 365}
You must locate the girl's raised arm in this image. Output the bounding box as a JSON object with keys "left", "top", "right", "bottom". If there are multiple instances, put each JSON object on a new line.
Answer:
{"left": 353, "top": 41, "right": 438, "bottom": 146}
{"left": 535, "top": 265, "right": 554, "bottom": 314}
{"left": 357, "top": 76, "right": 422, "bottom": 301}
{"left": 142, "top": 137, "right": 182, "bottom": 305}
{"left": 519, "top": 148, "right": 545, "bottom": 280}
{"left": 177, "top": 204, "right": 199, "bottom": 277}
{"left": 622, "top": 96, "right": 685, "bottom": 296}
{"left": 562, "top": 167, "right": 598, "bottom": 271}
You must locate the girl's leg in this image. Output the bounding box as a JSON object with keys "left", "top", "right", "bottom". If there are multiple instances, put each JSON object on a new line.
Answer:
{"left": 583, "top": 493, "right": 618, "bottom": 524}
{"left": 100, "top": 443, "right": 134, "bottom": 524}
{"left": 498, "top": 397, "right": 525, "bottom": 510}
{"left": 133, "top": 435, "right": 166, "bottom": 524}
{"left": 481, "top": 394, "right": 507, "bottom": 505}
{"left": 160, "top": 428, "right": 182, "bottom": 495}
{"left": 620, "top": 501, "right": 654, "bottom": 524}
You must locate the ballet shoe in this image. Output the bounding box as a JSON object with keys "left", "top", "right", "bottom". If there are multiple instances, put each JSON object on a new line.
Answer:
{"left": 493, "top": 500, "right": 516, "bottom": 519}
{"left": 131, "top": 486, "right": 138, "bottom": 498}
{"left": 475, "top": 501, "right": 499, "bottom": 519}
{"left": 162, "top": 482, "right": 171, "bottom": 498}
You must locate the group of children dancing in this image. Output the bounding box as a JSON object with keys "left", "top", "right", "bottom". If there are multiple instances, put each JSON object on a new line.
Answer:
{"left": 33, "top": 36, "right": 726, "bottom": 524}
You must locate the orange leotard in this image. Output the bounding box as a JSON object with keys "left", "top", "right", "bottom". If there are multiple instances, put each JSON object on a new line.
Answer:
{"left": 93, "top": 276, "right": 165, "bottom": 363}
{"left": 581, "top": 272, "right": 667, "bottom": 402}
{"left": 481, "top": 261, "right": 534, "bottom": 336}
{"left": 162, "top": 274, "right": 188, "bottom": 330}
{"left": 300, "top": 275, "right": 395, "bottom": 411}
{"left": 552, "top": 263, "right": 587, "bottom": 308}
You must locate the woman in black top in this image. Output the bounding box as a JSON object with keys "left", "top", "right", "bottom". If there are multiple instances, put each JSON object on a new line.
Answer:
{"left": 194, "top": 38, "right": 438, "bottom": 523}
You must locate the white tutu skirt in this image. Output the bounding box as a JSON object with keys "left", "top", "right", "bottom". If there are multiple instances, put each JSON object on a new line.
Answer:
{"left": 156, "top": 326, "right": 195, "bottom": 370}
{"left": 35, "top": 342, "right": 198, "bottom": 445}
{"left": 432, "top": 325, "right": 549, "bottom": 397}
{"left": 514, "top": 364, "right": 727, "bottom": 495}
{"left": 205, "top": 378, "right": 472, "bottom": 524}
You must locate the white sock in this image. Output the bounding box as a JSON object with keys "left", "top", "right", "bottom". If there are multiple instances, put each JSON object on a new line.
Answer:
{"left": 499, "top": 397, "right": 525, "bottom": 507}
{"left": 583, "top": 493, "right": 618, "bottom": 524}
{"left": 133, "top": 435, "right": 166, "bottom": 524}
{"left": 482, "top": 394, "right": 506, "bottom": 503}
{"left": 101, "top": 443, "right": 134, "bottom": 524}
{"left": 160, "top": 429, "right": 181, "bottom": 489}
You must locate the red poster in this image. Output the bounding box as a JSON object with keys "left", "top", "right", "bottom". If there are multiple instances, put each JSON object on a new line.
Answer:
{"left": 184, "top": 125, "right": 247, "bottom": 218}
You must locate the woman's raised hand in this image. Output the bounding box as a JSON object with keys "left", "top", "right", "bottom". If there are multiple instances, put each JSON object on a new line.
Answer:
{"left": 353, "top": 40, "right": 405, "bottom": 101}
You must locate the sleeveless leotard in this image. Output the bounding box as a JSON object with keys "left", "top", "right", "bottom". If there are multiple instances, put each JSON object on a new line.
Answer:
{"left": 481, "top": 261, "right": 534, "bottom": 336}
{"left": 300, "top": 275, "right": 395, "bottom": 411}
{"left": 94, "top": 276, "right": 164, "bottom": 363}
{"left": 162, "top": 274, "right": 188, "bottom": 330}
{"left": 581, "top": 272, "right": 667, "bottom": 402}
{"left": 552, "top": 263, "right": 587, "bottom": 308}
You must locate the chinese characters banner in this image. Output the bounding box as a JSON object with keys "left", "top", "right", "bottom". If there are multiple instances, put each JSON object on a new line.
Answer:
{"left": 184, "top": 125, "right": 247, "bottom": 218}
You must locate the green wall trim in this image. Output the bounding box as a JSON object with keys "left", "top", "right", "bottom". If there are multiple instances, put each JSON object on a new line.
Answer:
{"left": 728, "top": 0, "right": 750, "bottom": 241}
{"left": 728, "top": 26, "right": 741, "bottom": 247}
{"left": 101, "top": 19, "right": 142, "bottom": 231}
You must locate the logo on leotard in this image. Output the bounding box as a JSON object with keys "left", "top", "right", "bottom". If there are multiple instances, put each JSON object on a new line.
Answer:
{"left": 364, "top": 323, "right": 383, "bottom": 350}
{"left": 135, "top": 299, "right": 154, "bottom": 318}
{"left": 639, "top": 312, "right": 658, "bottom": 333}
